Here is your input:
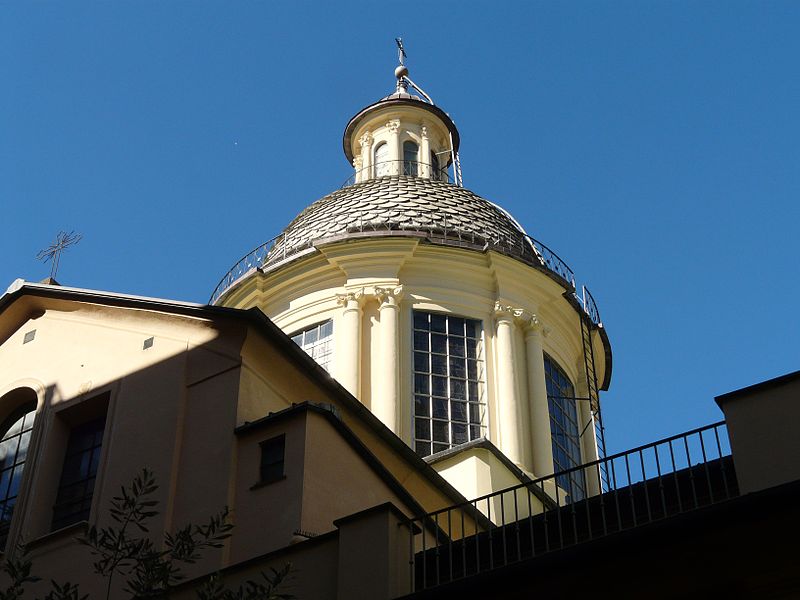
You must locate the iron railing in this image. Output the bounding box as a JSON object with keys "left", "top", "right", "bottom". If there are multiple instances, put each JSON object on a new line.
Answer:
{"left": 340, "top": 160, "right": 452, "bottom": 188}
{"left": 408, "top": 421, "right": 735, "bottom": 591}
{"left": 581, "top": 285, "right": 601, "bottom": 326}
{"left": 209, "top": 217, "right": 593, "bottom": 316}
{"left": 209, "top": 234, "right": 287, "bottom": 305}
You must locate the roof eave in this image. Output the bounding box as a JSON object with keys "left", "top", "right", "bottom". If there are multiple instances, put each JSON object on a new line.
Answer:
{"left": 342, "top": 97, "right": 460, "bottom": 163}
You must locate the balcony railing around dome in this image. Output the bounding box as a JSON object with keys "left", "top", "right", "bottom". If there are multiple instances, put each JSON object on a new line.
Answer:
{"left": 209, "top": 211, "right": 599, "bottom": 327}
{"left": 407, "top": 421, "right": 735, "bottom": 592}
{"left": 581, "top": 286, "right": 601, "bottom": 327}
{"left": 340, "top": 160, "right": 452, "bottom": 188}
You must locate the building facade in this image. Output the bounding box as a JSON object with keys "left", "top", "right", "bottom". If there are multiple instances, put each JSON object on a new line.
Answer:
{"left": 1, "top": 61, "right": 793, "bottom": 599}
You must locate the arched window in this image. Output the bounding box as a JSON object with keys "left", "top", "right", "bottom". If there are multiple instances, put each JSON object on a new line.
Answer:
{"left": 0, "top": 394, "right": 37, "bottom": 548}
{"left": 374, "top": 143, "right": 390, "bottom": 177}
{"left": 430, "top": 151, "right": 441, "bottom": 181}
{"left": 544, "top": 355, "right": 586, "bottom": 501}
{"left": 412, "top": 311, "right": 486, "bottom": 457}
{"left": 403, "top": 141, "right": 419, "bottom": 176}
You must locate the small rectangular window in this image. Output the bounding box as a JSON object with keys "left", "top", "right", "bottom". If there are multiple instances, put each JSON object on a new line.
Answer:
{"left": 52, "top": 417, "right": 106, "bottom": 530}
{"left": 259, "top": 435, "right": 285, "bottom": 484}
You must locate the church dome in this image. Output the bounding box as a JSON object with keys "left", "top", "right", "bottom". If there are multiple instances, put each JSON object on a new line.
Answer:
{"left": 211, "top": 52, "right": 611, "bottom": 485}
{"left": 264, "top": 175, "right": 550, "bottom": 276}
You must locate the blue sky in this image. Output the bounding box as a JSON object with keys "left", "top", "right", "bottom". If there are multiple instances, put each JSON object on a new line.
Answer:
{"left": 2, "top": 1, "right": 798, "bottom": 454}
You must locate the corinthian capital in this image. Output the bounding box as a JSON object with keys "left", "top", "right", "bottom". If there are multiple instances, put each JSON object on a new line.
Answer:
{"left": 375, "top": 285, "right": 404, "bottom": 306}
{"left": 358, "top": 132, "right": 373, "bottom": 148}
{"left": 493, "top": 301, "right": 525, "bottom": 321}
{"left": 336, "top": 289, "right": 363, "bottom": 307}
{"left": 520, "top": 312, "right": 543, "bottom": 334}
{"left": 386, "top": 119, "right": 400, "bottom": 134}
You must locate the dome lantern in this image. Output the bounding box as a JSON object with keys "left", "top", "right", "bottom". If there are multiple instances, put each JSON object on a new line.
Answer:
{"left": 343, "top": 42, "right": 462, "bottom": 186}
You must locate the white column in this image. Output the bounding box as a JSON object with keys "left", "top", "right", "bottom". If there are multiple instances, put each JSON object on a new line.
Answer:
{"left": 387, "top": 119, "right": 401, "bottom": 175}
{"left": 359, "top": 132, "right": 372, "bottom": 182}
{"left": 375, "top": 285, "right": 403, "bottom": 433}
{"left": 335, "top": 291, "right": 363, "bottom": 397}
{"left": 524, "top": 317, "right": 555, "bottom": 478}
{"left": 420, "top": 124, "right": 431, "bottom": 179}
{"left": 494, "top": 302, "right": 524, "bottom": 467}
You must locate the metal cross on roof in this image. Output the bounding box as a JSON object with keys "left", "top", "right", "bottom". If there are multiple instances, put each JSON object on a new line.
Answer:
{"left": 395, "top": 37, "right": 406, "bottom": 66}
{"left": 36, "top": 230, "right": 82, "bottom": 280}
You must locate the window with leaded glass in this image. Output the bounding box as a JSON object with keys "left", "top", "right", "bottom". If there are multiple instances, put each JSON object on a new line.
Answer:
{"left": 52, "top": 417, "right": 106, "bottom": 530}
{"left": 291, "top": 320, "right": 333, "bottom": 372}
{"left": 0, "top": 403, "right": 36, "bottom": 548}
{"left": 544, "top": 354, "right": 586, "bottom": 502}
{"left": 413, "top": 311, "right": 486, "bottom": 457}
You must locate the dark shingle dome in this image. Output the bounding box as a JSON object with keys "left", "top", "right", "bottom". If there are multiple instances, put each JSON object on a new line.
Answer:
{"left": 265, "top": 175, "right": 542, "bottom": 270}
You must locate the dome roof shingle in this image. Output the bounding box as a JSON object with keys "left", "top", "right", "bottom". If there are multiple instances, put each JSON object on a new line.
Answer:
{"left": 265, "top": 176, "right": 541, "bottom": 269}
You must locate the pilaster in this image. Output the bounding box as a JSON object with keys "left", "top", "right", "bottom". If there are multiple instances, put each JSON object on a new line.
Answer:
{"left": 419, "top": 123, "right": 431, "bottom": 179}
{"left": 335, "top": 290, "right": 364, "bottom": 397}
{"left": 374, "top": 285, "right": 404, "bottom": 433}
{"left": 359, "top": 131, "right": 372, "bottom": 181}
{"left": 386, "top": 119, "right": 401, "bottom": 175}
{"left": 521, "top": 314, "right": 555, "bottom": 478}
{"left": 493, "top": 301, "right": 525, "bottom": 468}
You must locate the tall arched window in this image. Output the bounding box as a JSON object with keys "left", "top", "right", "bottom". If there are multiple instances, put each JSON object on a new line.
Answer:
{"left": 403, "top": 141, "right": 419, "bottom": 176}
{"left": 374, "top": 143, "right": 390, "bottom": 177}
{"left": 544, "top": 355, "right": 586, "bottom": 502}
{"left": 0, "top": 393, "right": 37, "bottom": 548}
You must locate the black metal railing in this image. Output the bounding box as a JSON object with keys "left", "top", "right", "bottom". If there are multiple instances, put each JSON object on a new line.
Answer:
{"left": 208, "top": 213, "right": 594, "bottom": 315}
{"left": 581, "top": 286, "right": 601, "bottom": 326}
{"left": 340, "top": 160, "right": 452, "bottom": 188}
{"left": 408, "top": 421, "right": 735, "bottom": 592}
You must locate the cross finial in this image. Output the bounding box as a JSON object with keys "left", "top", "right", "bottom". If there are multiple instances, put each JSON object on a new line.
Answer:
{"left": 395, "top": 37, "right": 406, "bottom": 66}
{"left": 36, "top": 230, "right": 82, "bottom": 281}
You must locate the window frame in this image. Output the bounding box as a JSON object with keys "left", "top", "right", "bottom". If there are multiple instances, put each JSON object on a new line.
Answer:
{"left": 0, "top": 400, "right": 37, "bottom": 548}
{"left": 290, "top": 319, "right": 333, "bottom": 372}
{"left": 373, "top": 142, "right": 390, "bottom": 177}
{"left": 51, "top": 416, "right": 107, "bottom": 531}
{"left": 411, "top": 310, "right": 488, "bottom": 457}
{"left": 544, "top": 353, "right": 586, "bottom": 502}
{"left": 403, "top": 140, "right": 419, "bottom": 176}
{"left": 253, "top": 434, "right": 286, "bottom": 489}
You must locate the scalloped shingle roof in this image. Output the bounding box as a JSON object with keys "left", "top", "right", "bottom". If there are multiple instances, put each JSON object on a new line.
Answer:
{"left": 265, "top": 175, "right": 538, "bottom": 267}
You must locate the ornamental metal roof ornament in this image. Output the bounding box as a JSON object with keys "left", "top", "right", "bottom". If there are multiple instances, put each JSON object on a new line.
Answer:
{"left": 392, "top": 37, "right": 463, "bottom": 185}
{"left": 36, "top": 230, "right": 82, "bottom": 281}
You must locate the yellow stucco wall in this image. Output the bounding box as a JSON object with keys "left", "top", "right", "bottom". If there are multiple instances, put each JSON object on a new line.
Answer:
{"left": 221, "top": 237, "right": 606, "bottom": 487}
